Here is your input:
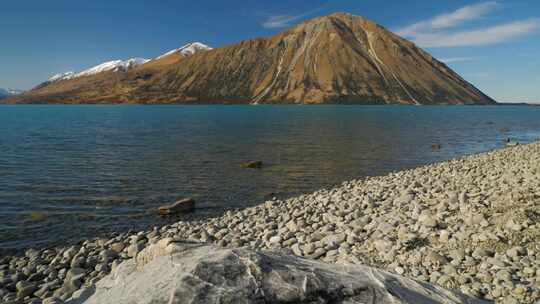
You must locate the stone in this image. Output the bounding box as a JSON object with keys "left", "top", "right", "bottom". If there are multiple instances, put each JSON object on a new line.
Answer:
{"left": 43, "top": 298, "right": 63, "bottom": 304}
{"left": 25, "top": 249, "right": 41, "bottom": 259}
{"left": 506, "top": 246, "right": 525, "bottom": 258}
{"left": 285, "top": 220, "right": 298, "bottom": 232}
{"left": 240, "top": 161, "right": 263, "bottom": 169}
{"left": 322, "top": 233, "right": 346, "bottom": 247}
{"left": 496, "top": 270, "right": 512, "bottom": 282}
{"left": 63, "top": 247, "right": 78, "bottom": 260}
{"left": 290, "top": 243, "right": 303, "bottom": 256}
{"left": 506, "top": 141, "right": 520, "bottom": 147}
{"left": 472, "top": 248, "right": 492, "bottom": 259}
{"left": 373, "top": 240, "right": 392, "bottom": 253}
{"left": 439, "top": 230, "right": 450, "bottom": 243}
{"left": 310, "top": 247, "right": 327, "bottom": 259}
{"left": 158, "top": 198, "right": 195, "bottom": 215}
{"left": 63, "top": 268, "right": 85, "bottom": 294}
{"left": 99, "top": 249, "right": 117, "bottom": 262}
{"left": 426, "top": 251, "right": 449, "bottom": 265}
{"left": 268, "top": 236, "right": 282, "bottom": 244}
{"left": 84, "top": 243, "right": 486, "bottom": 304}
{"left": 66, "top": 285, "right": 95, "bottom": 303}
{"left": 95, "top": 263, "right": 109, "bottom": 273}
{"left": 16, "top": 281, "right": 38, "bottom": 298}
{"left": 66, "top": 268, "right": 85, "bottom": 280}
{"left": 110, "top": 242, "right": 125, "bottom": 253}
{"left": 418, "top": 211, "right": 438, "bottom": 228}
{"left": 127, "top": 243, "right": 145, "bottom": 258}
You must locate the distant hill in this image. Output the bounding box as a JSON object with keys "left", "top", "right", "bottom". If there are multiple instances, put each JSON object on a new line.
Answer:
{"left": 0, "top": 88, "right": 23, "bottom": 99}
{"left": 5, "top": 13, "right": 495, "bottom": 105}
{"left": 497, "top": 102, "right": 539, "bottom": 106}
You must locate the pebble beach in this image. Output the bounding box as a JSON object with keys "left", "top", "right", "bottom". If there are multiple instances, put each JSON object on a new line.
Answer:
{"left": 1, "top": 142, "right": 539, "bottom": 303}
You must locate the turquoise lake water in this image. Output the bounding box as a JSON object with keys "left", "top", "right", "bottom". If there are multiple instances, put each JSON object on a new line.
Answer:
{"left": 1, "top": 105, "right": 540, "bottom": 252}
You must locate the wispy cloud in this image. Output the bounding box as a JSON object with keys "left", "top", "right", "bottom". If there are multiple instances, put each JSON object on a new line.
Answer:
{"left": 439, "top": 57, "right": 476, "bottom": 63}
{"left": 398, "top": 2, "right": 498, "bottom": 36}
{"left": 261, "top": 8, "right": 323, "bottom": 29}
{"left": 397, "top": 1, "right": 540, "bottom": 48}
{"left": 413, "top": 19, "right": 540, "bottom": 47}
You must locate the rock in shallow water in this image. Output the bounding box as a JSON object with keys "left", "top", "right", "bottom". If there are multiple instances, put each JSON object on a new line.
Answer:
{"left": 81, "top": 242, "right": 487, "bottom": 304}
{"left": 158, "top": 198, "right": 195, "bottom": 215}
{"left": 240, "top": 160, "right": 263, "bottom": 169}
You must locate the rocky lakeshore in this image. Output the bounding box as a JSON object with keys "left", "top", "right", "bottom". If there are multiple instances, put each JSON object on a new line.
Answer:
{"left": 1, "top": 142, "right": 539, "bottom": 303}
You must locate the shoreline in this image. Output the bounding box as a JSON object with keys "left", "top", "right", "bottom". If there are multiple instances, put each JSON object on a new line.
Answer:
{"left": 1, "top": 141, "right": 539, "bottom": 303}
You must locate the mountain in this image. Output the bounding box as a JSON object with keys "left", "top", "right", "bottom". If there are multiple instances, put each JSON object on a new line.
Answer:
{"left": 0, "top": 88, "right": 23, "bottom": 99}
{"left": 48, "top": 71, "right": 76, "bottom": 83}
{"left": 5, "top": 13, "right": 495, "bottom": 104}
{"left": 155, "top": 42, "right": 212, "bottom": 59}
{"left": 41, "top": 43, "right": 211, "bottom": 86}
{"left": 0, "top": 89, "right": 10, "bottom": 99}
{"left": 39, "top": 58, "right": 150, "bottom": 87}
{"left": 137, "top": 42, "right": 212, "bottom": 71}
{"left": 29, "top": 43, "right": 213, "bottom": 94}
{"left": 76, "top": 58, "right": 150, "bottom": 77}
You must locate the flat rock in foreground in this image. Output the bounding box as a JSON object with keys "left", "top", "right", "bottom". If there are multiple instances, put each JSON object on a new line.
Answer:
{"left": 81, "top": 240, "right": 486, "bottom": 304}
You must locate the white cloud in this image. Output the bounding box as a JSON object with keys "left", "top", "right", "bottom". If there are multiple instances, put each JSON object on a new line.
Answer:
{"left": 262, "top": 15, "right": 303, "bottom": 29}
{"left": 261, "top": 8, "right": 322, "bottom": 29}
{"left": 397, "top": 2, "right": 540, "bottom": 48}
{"left": 414, "top": 19, "right": 540, "bottom": 47}
{"left": 439, "top": 57, "right": 476, "bottom": 63}
{"left": 398, "top": 2, "right": 498, "bottom": 36}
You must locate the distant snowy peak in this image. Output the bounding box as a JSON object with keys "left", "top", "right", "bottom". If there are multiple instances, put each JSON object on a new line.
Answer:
{"left": 0, "top": 88, "right": 24, "bottom": 98}
{"left": 156, "top": 42, "right": 212, "bottom": 59}
{"left": 7, "top": 88, "right": 24, "bottom": 95}
{"left": 48, "top": 58, "right": 149, "bottom": 83}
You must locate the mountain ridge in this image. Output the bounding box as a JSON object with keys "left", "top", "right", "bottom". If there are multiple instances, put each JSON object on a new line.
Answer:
{"left": 5, "top": 13, "right": 496, "bottom": 105}
{"left": 0, "top": 88, "right": 23, "bottom": 99}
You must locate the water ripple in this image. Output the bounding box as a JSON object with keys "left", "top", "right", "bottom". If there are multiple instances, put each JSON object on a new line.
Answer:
{"left": 1, "top": 105, "right": 539, "bottom": 251}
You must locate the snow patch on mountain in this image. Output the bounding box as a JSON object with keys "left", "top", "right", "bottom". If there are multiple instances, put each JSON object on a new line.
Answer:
{"left": 48, "top": 58, "right": 149, "bottom": 83}
{"left": 156, "top": 42, "right": 212, "bottom": 59}
{"left": 49, "top": 71, "right": 76, "bottom": 82}
{"left": 76, "top": 58, "right": 149, "bottom": 77}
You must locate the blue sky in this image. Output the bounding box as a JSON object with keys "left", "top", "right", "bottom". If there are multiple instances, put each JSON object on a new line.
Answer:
{"left": 1, "top": 0, "right": 539, "bottom": 102}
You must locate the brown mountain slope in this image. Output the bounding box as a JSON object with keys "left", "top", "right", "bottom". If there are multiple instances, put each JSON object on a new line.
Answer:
{"left": 6, "top": 13, "right": 495, "bottom": 104}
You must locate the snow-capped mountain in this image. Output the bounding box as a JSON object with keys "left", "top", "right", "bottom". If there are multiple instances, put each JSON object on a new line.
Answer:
{"left": 48, "top": 71, "right": 76, "bottom": 82}
{"left": 48, "top": 58, "right": 150, "bottom": 83}
{"left": 0, "top": 88, "right": 23, "bottom": 98}
{"left": 9, "top": 14, "right": 495, "bottom": 105}
{"left": 155, "top": 42, "right": 212, "bottom": 60}
{"left": 40, "top": 42, "right": 211, "bottom": 89}
{"left": 76, "top": 58, "right": 150, "bottom": 77}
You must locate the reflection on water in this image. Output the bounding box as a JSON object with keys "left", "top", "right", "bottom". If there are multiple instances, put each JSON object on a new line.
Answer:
{"left": 1, "top": 105, "right": 540, "bottom": 251}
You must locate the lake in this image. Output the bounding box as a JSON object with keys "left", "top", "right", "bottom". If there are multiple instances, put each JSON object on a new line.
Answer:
{"left": 1, "top": 105, "right": 539, "bottom": 252}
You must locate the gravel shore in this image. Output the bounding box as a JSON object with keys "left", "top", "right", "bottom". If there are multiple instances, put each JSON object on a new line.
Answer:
{"left": 1, "top": 142, "right": 539, "bottom": 303}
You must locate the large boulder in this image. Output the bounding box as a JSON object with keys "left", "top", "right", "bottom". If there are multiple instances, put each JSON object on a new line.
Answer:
{"left": 79, "top": 240, "right": 487, "bottom": 304}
